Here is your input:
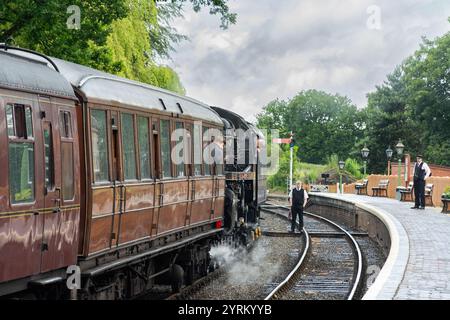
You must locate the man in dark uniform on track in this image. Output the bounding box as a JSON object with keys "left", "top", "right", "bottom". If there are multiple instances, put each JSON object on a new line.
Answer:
{"left": 411, "top": 155, "right": 431, "bottom": 210}
{"left": 289, "top": 180, "right": 309, "bottom": 233}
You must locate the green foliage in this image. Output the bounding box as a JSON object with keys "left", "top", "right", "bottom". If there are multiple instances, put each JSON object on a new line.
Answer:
{"left": 14, "top": 189, "right": 32, "bottom": 202}
{"left": 106, "top": 0, "right": 185, "bottom": 94}
{"left": 443, "top": 186, "right": 450, "bottom": 199}
{"left": 261, "top": 22, "right": 450, "bottom": 177}
{"left": 174, "top": 0, "right": 237, "bottom": 29}
{"left": 366, "top": 25, "right": 450, "bottom": 171}
{"left": 296, "top": 162, "right": 326, "bottom": 185}
{"left": 0, "top": 0, "right": 127, "bottom": 71}
{"left": 257, "top": 90, "right": 365, "bottom": 165}
{"left": 1, "top": 0, "right": 235, "bottom": 94}
{"left": 266, "top": 145, "right": 327, "bottom": 192}
{"left": 325, "top": 154, "right": 363, "bottom": 180}
{"left": 344, "top": 158, "right": 364, "bottom": 180}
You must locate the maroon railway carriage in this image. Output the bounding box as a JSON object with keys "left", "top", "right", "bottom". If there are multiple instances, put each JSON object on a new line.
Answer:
{"left": 0, "top": 50, "right": 81, "bottom": 296}
{"left": 0, "top": 47, "right": 229, "bottom": 299}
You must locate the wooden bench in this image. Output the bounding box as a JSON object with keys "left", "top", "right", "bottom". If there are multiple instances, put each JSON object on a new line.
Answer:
{"left": 425, "top": 184, "right": 434, "bottom": 207}
{"left": 355, "top": 179, "right": 368, "bottom": 195}
{"left": 442, "top": 197, "right": 449, "bottom": 214}
{"left": 398, "top": 182, "right": 414, "bottom": 202}
{"left": 372, "top": 179, "right": 389, "bottom": 197}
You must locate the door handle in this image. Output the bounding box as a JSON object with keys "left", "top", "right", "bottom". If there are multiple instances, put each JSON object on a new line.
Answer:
{"left": 53, "top": 186, "right": 62, "bottom": 213}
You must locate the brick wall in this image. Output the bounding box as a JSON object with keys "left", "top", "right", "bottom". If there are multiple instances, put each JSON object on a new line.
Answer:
{"left": 344, "top": 175, "right": 450, "bottom": 207}
{"left": 392, "top": 163, "right": 450, "bottom": 178}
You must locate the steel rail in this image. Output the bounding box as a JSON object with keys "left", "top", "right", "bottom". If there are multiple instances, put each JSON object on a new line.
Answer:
{"left": 262, "top": 207, "right": 310, "bottom": 300}
{"left": 262, "top": 203, "right": 363, "bottom": 300}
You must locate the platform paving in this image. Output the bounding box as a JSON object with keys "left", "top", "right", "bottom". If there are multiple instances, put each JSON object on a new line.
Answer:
{"left": 337, "top": 194, "right": 450, "bottom": 300}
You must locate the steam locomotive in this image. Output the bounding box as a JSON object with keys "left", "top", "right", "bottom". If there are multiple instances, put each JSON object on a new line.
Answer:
{"left": 0, "top": 45, "right": 266, "bottom": 299}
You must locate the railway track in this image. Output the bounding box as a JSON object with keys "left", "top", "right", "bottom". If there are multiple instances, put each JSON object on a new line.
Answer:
{"left": 261, "top": 203, "right": 363, "bottom": 300}
{"left": 163, "top": 214, "right": 306, "bottom": 300}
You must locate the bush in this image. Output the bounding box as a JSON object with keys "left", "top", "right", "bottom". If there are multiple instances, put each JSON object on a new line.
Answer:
{"left": 443, "top": 186, "right": 450, "bottom": 199}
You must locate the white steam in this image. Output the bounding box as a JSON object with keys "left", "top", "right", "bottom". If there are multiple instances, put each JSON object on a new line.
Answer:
{"left": 210, "top": 240, "right": 282, "bottom": 287}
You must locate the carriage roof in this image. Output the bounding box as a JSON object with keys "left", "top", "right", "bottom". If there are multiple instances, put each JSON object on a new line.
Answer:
{"left": 52, "top": 58, "right": 223, "bottom": 125}
{"left": 1, "top": 48, "right": 223, "bottom": 125}
{"left": 0, "top": 51, "right": 76, "bottom": 99}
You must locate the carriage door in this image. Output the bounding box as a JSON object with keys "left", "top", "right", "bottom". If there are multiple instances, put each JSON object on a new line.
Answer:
{"left": 39, "top": 97, "right": 63, "bottom": 272}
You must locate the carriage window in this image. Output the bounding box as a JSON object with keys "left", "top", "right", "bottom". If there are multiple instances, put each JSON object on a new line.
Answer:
{"left": 9, "top": 143, "right": 35, "bottom": 203}
{"left": 193, "top": 124, "right": 202, "bottom": 176}
{"left": 91, "top": 109, "right": 109, "bottom": 182}
{"left": 61, "top": 142, "right": 74, "bottom": 200}
{"left": 59, "top": 111, "right": 72, "bottom": 138}
{"left": 43, "top": 125, "right": 55, "bottom": 190}
{"left": 160, "top": 119, "right": 171, "bottom": 178}
{"left": 7, "top": 104, "right": 35, "bottom": 204}
{"left": 6, "top": 105, "right": 14, "bottom": 136}
{"left": 121, "top": 113, "right": 137, "bottom": 180}
{"left": 25, "top": 107, "right": 33, "bottom": 138}
{"left": 6, "top": 104, "right": 33, "bottom": 138}
{"left": 203, "top": 127, "right": 211, "bottom": 175}
{"left": 175, "top": 122, "right": 185, "bottom": 177}
{"left": 138, "top": 116, "right": 151, "bottom": 180}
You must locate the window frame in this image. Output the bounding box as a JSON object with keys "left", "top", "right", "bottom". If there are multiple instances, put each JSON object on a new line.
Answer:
{"left": 90, "top": 108, "right": 111, "bottom": 184}
{"left": 59, "top": 108, "right": 75, "bottom": 202}
{"left": 192, "top": 122, "right": 203, "bottom": 176}
{"left": 59, "top": 110, "right": 73, "bottom": 139}
{"left": 159, "top": 117, "right": 172, "bottom": 179}
{"left": 6, "top": 103, "right": 36, "bottom": 205}
{"left": 120, "top": 112, "right": 138, "bottom": 182}
{"left": 174, "top": 121, "right": 186, "bottom": 178}
{"left": 202, "top": 126, "right": 212, "bottom": 176}
{"left": 137, "top": 115, "right": 152, "bottom": 181}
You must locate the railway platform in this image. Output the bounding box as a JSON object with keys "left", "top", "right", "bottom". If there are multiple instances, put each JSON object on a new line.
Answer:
{"left": 318, "top": 193, "right": 450, "bottom": 300}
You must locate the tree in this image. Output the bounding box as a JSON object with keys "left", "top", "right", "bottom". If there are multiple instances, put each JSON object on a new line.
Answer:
{"left": 402, "top": 28, "right": 450, "bottom": 165}
{"left": 365, "top": 66, "right": 421, "bottom": 173}
{"left": 0, "top": 0, "right": 127, "bottom": 71}
{"left": 1, "top": 0, "right": 236, "bottom": 93}
{"left": 258, "top": 90, "right": 365, "bottom": 165}
{"left": 366, "top": 22, "right": 450, "bottom": 169}
{"left": 255, "top": 99, "right": 288, "bottom": 134}
{"left": 106, "top": 0, "right": 185, "bottom": 94}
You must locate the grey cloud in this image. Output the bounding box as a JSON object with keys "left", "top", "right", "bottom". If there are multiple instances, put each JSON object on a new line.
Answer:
{"left": 166, "top": 0, "right": 450, "bottom": 121}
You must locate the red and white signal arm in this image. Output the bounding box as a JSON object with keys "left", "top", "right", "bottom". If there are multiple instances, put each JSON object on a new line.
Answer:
{"left": 272, "top": 138, "right": 291, "bottom": 144}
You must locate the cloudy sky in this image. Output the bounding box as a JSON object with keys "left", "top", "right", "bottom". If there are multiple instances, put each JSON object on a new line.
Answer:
{"left": 164, "top": 0, "right": 450, "bottom": 121}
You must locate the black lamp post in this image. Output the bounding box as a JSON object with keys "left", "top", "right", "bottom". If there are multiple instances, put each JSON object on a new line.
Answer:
{"left": 338, "top": 160, "right": 345, "bottom": 194}
{"left": 386, "top": 146, "right": 393, "bottom": 176}
{"left": 361, "top": 145, "right": 370, "bottom": 176}
{"left": 395, "top": 140, "right": 405, "bottom": 186}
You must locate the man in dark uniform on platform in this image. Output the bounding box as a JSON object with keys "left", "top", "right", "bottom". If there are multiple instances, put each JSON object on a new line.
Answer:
{"left": 411, "top": 155, "right": 431, "bottom": 210}
{"left": 289, "top": 180, "right": 309, "bottom": 233}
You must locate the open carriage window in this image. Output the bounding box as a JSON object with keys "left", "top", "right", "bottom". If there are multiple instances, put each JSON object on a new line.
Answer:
{"left": 59, "top": 111, "right": 72, "bottom": 138}
{"left": 6, "top": 104, "right": 35, "bottom": 204}
{"left": 6, "top": 104, "right": 33, "bottom": 139}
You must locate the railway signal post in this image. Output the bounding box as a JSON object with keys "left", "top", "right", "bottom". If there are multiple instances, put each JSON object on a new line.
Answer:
{"left": 273, "top": 133, "right": 296, "bottom": 194}
{"left": 289, "top": 132, "right": 295, "bottom": 192}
